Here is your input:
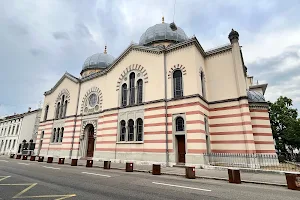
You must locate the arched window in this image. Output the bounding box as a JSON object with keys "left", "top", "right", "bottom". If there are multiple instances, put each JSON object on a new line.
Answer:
{"left": 121, "top": 83, "right": 127, "bottom": 106}
{"left": 173, "top": 70, "right": 183, "bottom": 98}
{"left": 129, "top": 72, "right": 135, "bottom": 105}
{"left": 136, "top": 118, "right": 143, "bottom": 141}
{"left": 120, "top": 120, "right": 126, "bottom": 141}
{"left": 56, "top": 102, "right": 60, "bottom": 119}
{"left": 56, "top": 128, "right": 60, "bottom": 143}
{"left": 41, "top": 131, "right": 44, "bottom": 139}
{"left": 137, "top": 79, "right": 143, "bottom": 104}
{"left": 175, "top": 117, "right": 185, "bottom": 132}
{"left": 52, "top": 128, "right": 56, "bottom": 143}
{"left": 60, "top": 95, "right": 65, "bottom": 118}
{"left": 60, "top": 127, "right": 64, "bottom": 143}
{"left": 200, "top": 71, "right": 206, "bottom": 99}
{"left": 128, "top": 119, "right": 134, "bottom": 141}
{"left": 63, "top": 100, "right": 68, "bottom": 117}
{"left": 44, "top": 105, "right": 49, "bottom": 121}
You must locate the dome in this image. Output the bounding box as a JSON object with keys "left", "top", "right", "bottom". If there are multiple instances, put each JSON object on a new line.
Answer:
{"left": 139, "top": 22, "right": 188, "bottom": 46}
{"left": 82, "top": 52, "right": 115, "bottom": 72}
{"left": 247, "top": 91, "right": 266, "bottom": 103}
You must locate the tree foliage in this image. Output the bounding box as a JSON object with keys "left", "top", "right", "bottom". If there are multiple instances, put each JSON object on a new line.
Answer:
{"left": 269, "top": 96, "right": 300, "bottom": 153}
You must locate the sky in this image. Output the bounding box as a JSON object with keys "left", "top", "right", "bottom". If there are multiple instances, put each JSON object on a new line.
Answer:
{"left": 0, "top": 0, "right": 300, "bottom": 116}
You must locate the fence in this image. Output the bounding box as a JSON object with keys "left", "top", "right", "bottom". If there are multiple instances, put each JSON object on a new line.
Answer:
{"left": 204, "top": 153, "right": 300, "bottom": 172}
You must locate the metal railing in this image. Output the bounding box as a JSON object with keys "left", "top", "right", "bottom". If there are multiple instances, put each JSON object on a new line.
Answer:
{"left": 204, "top": 153, "right": 300, "bottom": 172}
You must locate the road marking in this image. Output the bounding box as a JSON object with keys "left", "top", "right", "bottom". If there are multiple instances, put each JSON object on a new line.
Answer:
{"left": 81, "top": 172, "right": 111, "bottom": 177}
{"left": 18, "top": 162, "right": 30, "bottom": 166}
{"left": 0, "top": 176, "right": 11, "bottom": 182}
{"left": 0, "top": 160, "right": 8, "bottom": 162}
{"left": 43, "top": 166, "right": 60, "bottom": 170}
{"left": 152, "top": 182, "right": 211, "bottom": 192}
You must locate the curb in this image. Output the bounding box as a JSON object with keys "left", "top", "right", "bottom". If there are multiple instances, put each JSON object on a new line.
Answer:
{"left": 7, "top": 158, "right": 287, "bottom": 187}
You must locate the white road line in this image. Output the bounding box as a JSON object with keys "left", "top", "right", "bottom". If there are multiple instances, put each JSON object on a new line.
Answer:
{"left": 0, "top": 160, "right": 8, "bottom": 162}
{"left": 42, "top": 166, "right": 60, "bottom": 170}
{"left": 152, "top": 182, "right": 211, "bottom": 192}
{"left": 81, "top": 172, "right": 111, "bottom": 177}
{"left": 18, "top": 162, "right": 30, "bottom": 166}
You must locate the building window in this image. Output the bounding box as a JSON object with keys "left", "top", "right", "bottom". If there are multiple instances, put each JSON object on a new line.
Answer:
{"left": 12, "top": 126, "right": 15, "bottom": 135}
{"left": 200, "top": 71, "right": 206, "bottom": 99}
{"left": 8, "top": 140, "right": 11, "bottom": 149}
{"left": 63, "top": 100, "right": 68, "bottom": 117}
{"left": 52, "top": 128, "right": 56, "bottom": 143}
{"left": 15, "top": 125, "right": 19, "bottom": 135}
{"left": 56, "top": 102, "right": 60, "bottom": 119}
{"left": 128, "top": 119, "right": 134, "bottom": 141}
{"left": 12, "top": 139, "right": 16, "bottom": 149}
{"left": 121, "top": 83, "right": 128, "bottom": 107}
{"left": 204, "top": 116, "right": 211, "bottom": 153}
{"left": 137, "top": 79, "right": 143, "bottom": 104}
{"left": 173, "top": 70, "right": 183, "bottom": 98}
{"left": 8, "top": 126, "right": 11, "bottom": 135}
{"left": 44, "top": 105, "right": 49, "bottom": 121}
{"left": 60, "top": 95, "right": 65, "bottom": 118}
{"left": 41, "top": 131, "right": 44, "bottom": 139}
{"left": 175, "top": 117, "right": 185, "bottom": 131}
{"left": 129, "top": 72, "right": 135, "bottom": 105}
{"left": 56, "top": 128, "right": 60, "bottom": 143}
{"left": 136, "top": 118, "right": 143, "bottom": 141}
{"left": 120, "top": 120, "right": 126, "bottom": 141}
{"left": 60, "top": 128, "right": 64, "bottom": 143}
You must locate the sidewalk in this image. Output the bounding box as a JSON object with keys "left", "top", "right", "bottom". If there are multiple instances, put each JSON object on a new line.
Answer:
{"left": 63, "top": 158, "right": 287, "bottom": 186}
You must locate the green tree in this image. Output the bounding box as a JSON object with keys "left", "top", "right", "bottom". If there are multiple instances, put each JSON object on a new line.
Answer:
{"left": 269, "top": 96, "right": 300, "bottom": 153}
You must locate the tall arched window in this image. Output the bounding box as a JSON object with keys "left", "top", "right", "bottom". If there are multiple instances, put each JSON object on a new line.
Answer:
{"left": 63, "top": 100, "right": 68, "bottom": 117}
{"left": 173, "top": 70, "right": 183, "bottom": 98}
{"left": 200, "top": 71, "right": 206, "bottom": 99}
{"left": 137, "top": 79, "right": 143, "bottom": 104}
{"left": 60, "top": 95, "right": 65, "bottom": 118}
{"left": 128, "top": 119, "right": 134, "bottom": 141}
{"left": 60, "top": 128, "right": 64, "bottom": 143}
{"left": 44, "top": 105, "right": 49, "bottom": 121}
{"left": 121, "top": 83, "right": 128, "bottom": 106}
{"left": 56, "top": 128, "right": 60, "bottom": 143}
{"left": 56, "top": 102, "right": 60, "bottom": 119}
{"left": 129, "top": 72, "right": 135, "bottom": 105}
{"left": 120, "top": 120, "right": 126, "bottom": 141}
{"left": 136, "top": 118, "right": 143, "bottom": 141}
{"left": 52, "top": 128, "right": 56, "bottom": 143}
{"left": 41, "top": 131, "right": 44, "bottom": 139}
{"left": 175, "top": 117, "right": 185, "bottom": 132}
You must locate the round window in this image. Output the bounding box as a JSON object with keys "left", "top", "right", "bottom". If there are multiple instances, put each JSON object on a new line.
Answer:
{"left": 88, "top": 93, "right": 97, "bottom": 107}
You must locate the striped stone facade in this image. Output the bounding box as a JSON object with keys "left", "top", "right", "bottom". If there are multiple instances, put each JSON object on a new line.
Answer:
{"left": 36, "top": 24, "right": 276, "bottom": 167}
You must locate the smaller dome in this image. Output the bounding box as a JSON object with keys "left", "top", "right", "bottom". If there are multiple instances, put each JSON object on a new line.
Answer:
{"left": 82, "top": 53, "right": 115, "bottom": 72}
{"left": 247, "top": 91, "right": 266, "bottom": 103}
{"left": 139, "top": 22, "right": 188, "bottom": 46}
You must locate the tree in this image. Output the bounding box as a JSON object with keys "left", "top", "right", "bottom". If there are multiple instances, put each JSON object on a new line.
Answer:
{"left": 269, "top": 96, "right": 300, "bottom": 153}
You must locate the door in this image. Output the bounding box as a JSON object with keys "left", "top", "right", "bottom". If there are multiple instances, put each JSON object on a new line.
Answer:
{"left": 176, "top": 135, "right": 186, "bottom": 163}
{"left": 86, "top": 131, "right": 95, "bottom": 157}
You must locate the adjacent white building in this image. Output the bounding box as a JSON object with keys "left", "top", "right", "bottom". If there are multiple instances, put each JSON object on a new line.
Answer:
{"left": 0, "top": 108, "right": 41, "bottom": 155}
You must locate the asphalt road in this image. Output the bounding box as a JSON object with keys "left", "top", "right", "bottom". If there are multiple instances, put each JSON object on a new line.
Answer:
{"left": 0, "top": 157, "right": 299, "bottom": 200}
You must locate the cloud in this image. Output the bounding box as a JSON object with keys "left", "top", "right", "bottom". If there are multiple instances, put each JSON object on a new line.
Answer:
{"left": 0, "top": 0, "right": 300, "bottom": 116}
{"left": 53, "top": 32, "right": 70, "bottom": 40}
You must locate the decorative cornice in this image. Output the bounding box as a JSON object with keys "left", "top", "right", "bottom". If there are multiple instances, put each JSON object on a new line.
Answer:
{"left": 249, "top": 102, "right": 270, "bottom": 109}
{"left": 205, "top": 44, "right": 232, "bottom": 57}
{"left": 44, "top": 72, "right": 79, "bottom": 96}
{"left": 209, "top": 96, "right": 248, "bottom": 104}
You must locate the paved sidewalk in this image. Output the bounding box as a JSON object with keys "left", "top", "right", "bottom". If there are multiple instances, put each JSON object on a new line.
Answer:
{"left": 62, "top": 158, "right": 287, "bottom": 186}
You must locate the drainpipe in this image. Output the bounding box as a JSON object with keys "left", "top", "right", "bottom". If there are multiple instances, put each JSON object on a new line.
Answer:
{"left": 163, "top": 50, "right": 169, "bottom": 167}
{"left": 69, "top": 81, "right": 81, "bottom": 159}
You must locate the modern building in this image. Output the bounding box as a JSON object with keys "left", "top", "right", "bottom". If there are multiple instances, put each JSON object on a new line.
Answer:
{"left": 36, "top": 18, "right": 276, "bottom": 166}
{"left": 0, "top": 108, "right": 41, "bottom": 155}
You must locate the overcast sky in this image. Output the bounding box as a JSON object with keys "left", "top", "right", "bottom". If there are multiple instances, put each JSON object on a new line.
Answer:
{"left": 0, "top": 0, "right": 300, "bottom": 116}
